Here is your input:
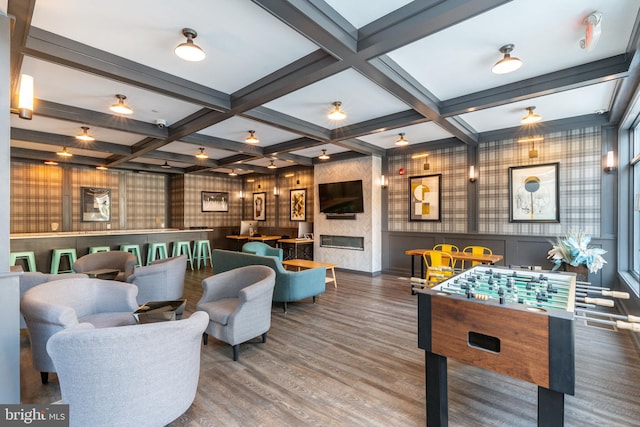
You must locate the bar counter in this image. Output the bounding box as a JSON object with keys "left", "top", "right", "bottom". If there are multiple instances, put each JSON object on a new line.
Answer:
{"left": 10, "top": 228, "right": 213, "bottom": 273}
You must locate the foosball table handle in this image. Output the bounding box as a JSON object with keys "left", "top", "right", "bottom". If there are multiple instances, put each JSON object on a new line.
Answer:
{"left": 616, "top": 321, "right": 640, "bottom": 332}
{"left": 628, "top": 315, "right": 640, "bottom": 323}
{"left": 601, "top": 290, "right": 630, "bottom": 299}
{"left": 583, "top": 297, "right": 614, "bottom": 307}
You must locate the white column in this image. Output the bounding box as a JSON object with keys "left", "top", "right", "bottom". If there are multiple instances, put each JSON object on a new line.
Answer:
{"left": 0, "top": 11, "right": 21, "bottom": 404}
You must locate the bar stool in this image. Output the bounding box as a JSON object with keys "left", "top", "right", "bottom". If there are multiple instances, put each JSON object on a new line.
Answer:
{"left": 193, "top": 239, "right": 213, "bottom": 269}
{"left": 50, "top": 248, "right": 77, "bottom": 274}
{"left": 172, "top": 241, "right": 194, "bottom": 270}
{"left": 120, "top": 244, "right": 143, "bottom": 268}
{"left": 89, "top": 246, "right": 111, "bottom": 254}
{"left": 10, "top": 251, "right": 37, "bottom": 272}
{"left": 146, "top": 242, "right": 168, "bottom": 265}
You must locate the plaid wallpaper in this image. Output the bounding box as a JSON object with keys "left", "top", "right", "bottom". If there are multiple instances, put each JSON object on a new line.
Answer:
{"left": 10, "top": 162, "right": 63, "bottom": 233}
{"left": 388, "top": 144, "right": 469, "bottom": 233}
{"left": 11, "top": 126, "right": 600, "bottom": 236}
{"left": 10, "top": 161, "right": 314, "bottom": 233}
{"left": 240, "top": 169, "right": 314, "bottom": 229}
{"left": 387, "top": 126, "right": 602, "bottom": 236}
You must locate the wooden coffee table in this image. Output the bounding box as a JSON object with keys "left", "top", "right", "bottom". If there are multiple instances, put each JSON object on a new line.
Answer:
{"left": 282, "top": 259, "right": 338, "bottom": 288}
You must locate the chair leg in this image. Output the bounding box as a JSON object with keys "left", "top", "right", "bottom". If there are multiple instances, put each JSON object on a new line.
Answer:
{"left": 202, "top": 332, "right": 208, "bottom": 346}
{"left": 232, "top": 345, "right": 239, "bottom": 361}
{"left": 283, "top": 302, "right": 287, "bottom": 313}
{"left": 262, "top": 332, "right": 267, "bottom": 343}
{"left": 40, "top": 372, "right": 48, "bottom": 384}
{"left": 313, "top": 295, "right": 317, "bottom": 304}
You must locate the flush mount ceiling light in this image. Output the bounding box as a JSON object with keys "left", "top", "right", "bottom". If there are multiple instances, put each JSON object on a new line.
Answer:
{"left": 75, "top": 126, "right": 95, "bottom": 142}
{"left": 245, "top": 130, "right": 259, "bottom": 144}
{"left": 228, "top": 169, "right": 237, "bottom": 176}
{"left": 395, "top": 133, "right": 409, "bottom": 146}
{"left": 319, "top": 149, "right": 330, "bottom": 160}
{"left": 267, "top": 160, "right": 277, "bottom": 169}
{"left": 327, "top": 101, "right": 346, "bottom": 121}
{"left": 43, "top": 160, "right": 58, "bottom": 166}
{"left": 10, "top": 74, "right": 34, "bottom": 120}
{"left": 110, "top": 94, "right": 133, "bottom": 115}
{"left": 491, "top": 44, "right": 522, "bottom": 74}
{"left": 56, "top": 147, "right": 72, "bottom": 157}
{"left": 161, "top": 161, "right": 172, "bottom": 169}
{"left": 521, "top": 106, "right": 542, "bottom": 125}
{"left": 195, "top": 147, "right": 208, "bottom": 159}
{"left": 96, "top": 165, "right": 108, "bottom": 171}
{"left": 175, "top": 28, "right": 206, "bottom": 62}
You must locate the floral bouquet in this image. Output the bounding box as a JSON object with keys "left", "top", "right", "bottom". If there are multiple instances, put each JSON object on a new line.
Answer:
{"left": 547, "top": 230, "right": 607, "bottom": 274}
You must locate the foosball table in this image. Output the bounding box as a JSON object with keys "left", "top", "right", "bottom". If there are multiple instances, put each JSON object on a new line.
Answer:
{"left": 417, "top": 265, "right": 577, "bottom": 427}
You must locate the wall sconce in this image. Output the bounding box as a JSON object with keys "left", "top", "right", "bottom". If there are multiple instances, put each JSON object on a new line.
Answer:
{"left": 380, "top": 174, "right": 388, "bottom": 189}
{"left": 469, "top": 166, "right": 477, "bottom": 182}
{"left": 517, "top": 136, "right": 543, "bottom": 158}
{"left": 10, "top": 74, "right": 34, "bottom": 120}
{"left": 273, "top": 186, "right": 279, "bottom": 196}
{"left": 238, "top": 190, "right": 244, "bottom": 199}
{"left": 604, "top": 150, "right": 616, "bottom": 173}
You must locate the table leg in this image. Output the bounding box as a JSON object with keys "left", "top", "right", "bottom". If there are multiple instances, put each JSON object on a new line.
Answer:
{"left": 330, "top": 267, "right": 337, "bottom": 288}
{"left": 426, "top": 351, "right": 448, "bottom": 426}
{"left": 538, "top": 387, "right": 564, "bottom": 427}
{"left": 411, "top": 255, "right": 416, "bottom": 277}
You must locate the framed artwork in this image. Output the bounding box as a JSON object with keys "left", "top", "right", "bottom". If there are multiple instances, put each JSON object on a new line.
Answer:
{"left": 290, "top": 189, "right": 306, "bottom": 221}
{"left": 409, "top": 174, "right": 441, "bottom": 222}
{"left": 81, "top": 187, "right": 111, "bottom": 222}
{"left": 253, "top": 192, "right": 266, "bottom": 221}
{"left": 201, "top": 191, "right": 229, "bottom": 212}
{"left": 509, "top": 162, "right": 559, "bottom": 222}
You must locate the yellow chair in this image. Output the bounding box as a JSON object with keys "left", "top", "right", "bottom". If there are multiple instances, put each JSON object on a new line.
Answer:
{"left": 433, "top": 244, "right": 459, "bottom": 269}
{"left": 462, "top": 245, "right": 493, "bottom": 268}
{"left": 422, "top": 250, "right": 455, "bottom": 287}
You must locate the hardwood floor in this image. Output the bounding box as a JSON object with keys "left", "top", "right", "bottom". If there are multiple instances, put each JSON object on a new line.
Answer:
{"left": 19, "top": 267, "right": 640, "bottom": 426}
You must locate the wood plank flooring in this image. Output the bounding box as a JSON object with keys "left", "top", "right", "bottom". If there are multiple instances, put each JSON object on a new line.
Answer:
{"left": 19, "top": 267, "right": 640, "bottom": 426}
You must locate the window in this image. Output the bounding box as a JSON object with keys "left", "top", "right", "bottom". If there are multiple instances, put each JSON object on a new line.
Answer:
{"left": 630, "top": 125, "right": 640, "bottom": 293}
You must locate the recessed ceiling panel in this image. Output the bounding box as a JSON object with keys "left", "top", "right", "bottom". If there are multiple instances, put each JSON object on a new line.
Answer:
{"left": 199, "top": 116, "right": 302, "bottom": 146}
{"left": 11, "top": 115, "right": 142, "bottom": 145}
{"left": 289, "top": 144, "right": 349, "bottom": 158}
{"left": 324, "top": 0, "right": 413, "bottom": 28}
{"left": 31, "top": 0, "right": 319, "bottom": 93}
{"left": 387, "top": 0, "right": 640, "bottom": 100}
{"left": 11, "top": 139, "right": 111, "bottom": 159}
{"left": 460, "top": 81, "right": 617, "bottom": 133}
{"left": 20, "top": 57, "right": 202, "bottom": 125}
{"left": 358, "top": 122, "right": 454, "bottom": 149}
{"left": 264, "top": 69, "right": 409, "bottom": 128}
{"left": 157, "top": 141, "right": 236, "bottom": 160}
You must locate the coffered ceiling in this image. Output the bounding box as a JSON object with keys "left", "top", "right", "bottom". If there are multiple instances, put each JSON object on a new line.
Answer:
{"left": 6, "top": 0, "right": 640, "bottom": 176}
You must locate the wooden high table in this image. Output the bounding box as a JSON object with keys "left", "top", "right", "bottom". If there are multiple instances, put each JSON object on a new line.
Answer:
{"left": 277, "top": 238, "right": 314, "bottom": 260}
{"left": 226, "top": 235, "right": 282, "bottom": 250}
{"left": 282, "top": 259, "right": 338, "bottom": 288}
{"left": 405, "top": 248, "right": 504, "bottom": 278}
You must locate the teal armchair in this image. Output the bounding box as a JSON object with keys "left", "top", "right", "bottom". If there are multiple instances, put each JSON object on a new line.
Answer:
{"left": 242, "top": 241, "right": 283, "bottom": 262}
{"left": 212, "top": 249, "right": 325, "bottom": 312}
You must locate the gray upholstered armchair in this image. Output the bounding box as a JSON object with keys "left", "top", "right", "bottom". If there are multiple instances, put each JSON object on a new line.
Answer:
{"left": 197, "top": 265, "right": 276, "bottom": 361}
{"left": 72, "top": 250, "right": 137, "bottom": 281}
{"left": 46, "top": 311, "right": 208, "bottom": 427}
{"left": 126, "top": 255, "right": 188, "bottom": 305}
{"left": 18, "top": 272, "right": 88, "bottom": 328}
{"left": 242, "top": 241, "right": 283, "bottom": 261}
{"left": 20, "top": 278, "right": 139, "bottom": 383}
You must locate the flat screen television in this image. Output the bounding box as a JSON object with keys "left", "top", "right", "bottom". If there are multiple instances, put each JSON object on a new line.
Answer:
{"left": 318, "top": 180, "right": 364, "bottom": 214}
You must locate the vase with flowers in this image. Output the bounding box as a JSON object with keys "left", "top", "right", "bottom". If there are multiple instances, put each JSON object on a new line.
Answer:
{"left": 547, "top": 230, "right": 607, "bottom": 281}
